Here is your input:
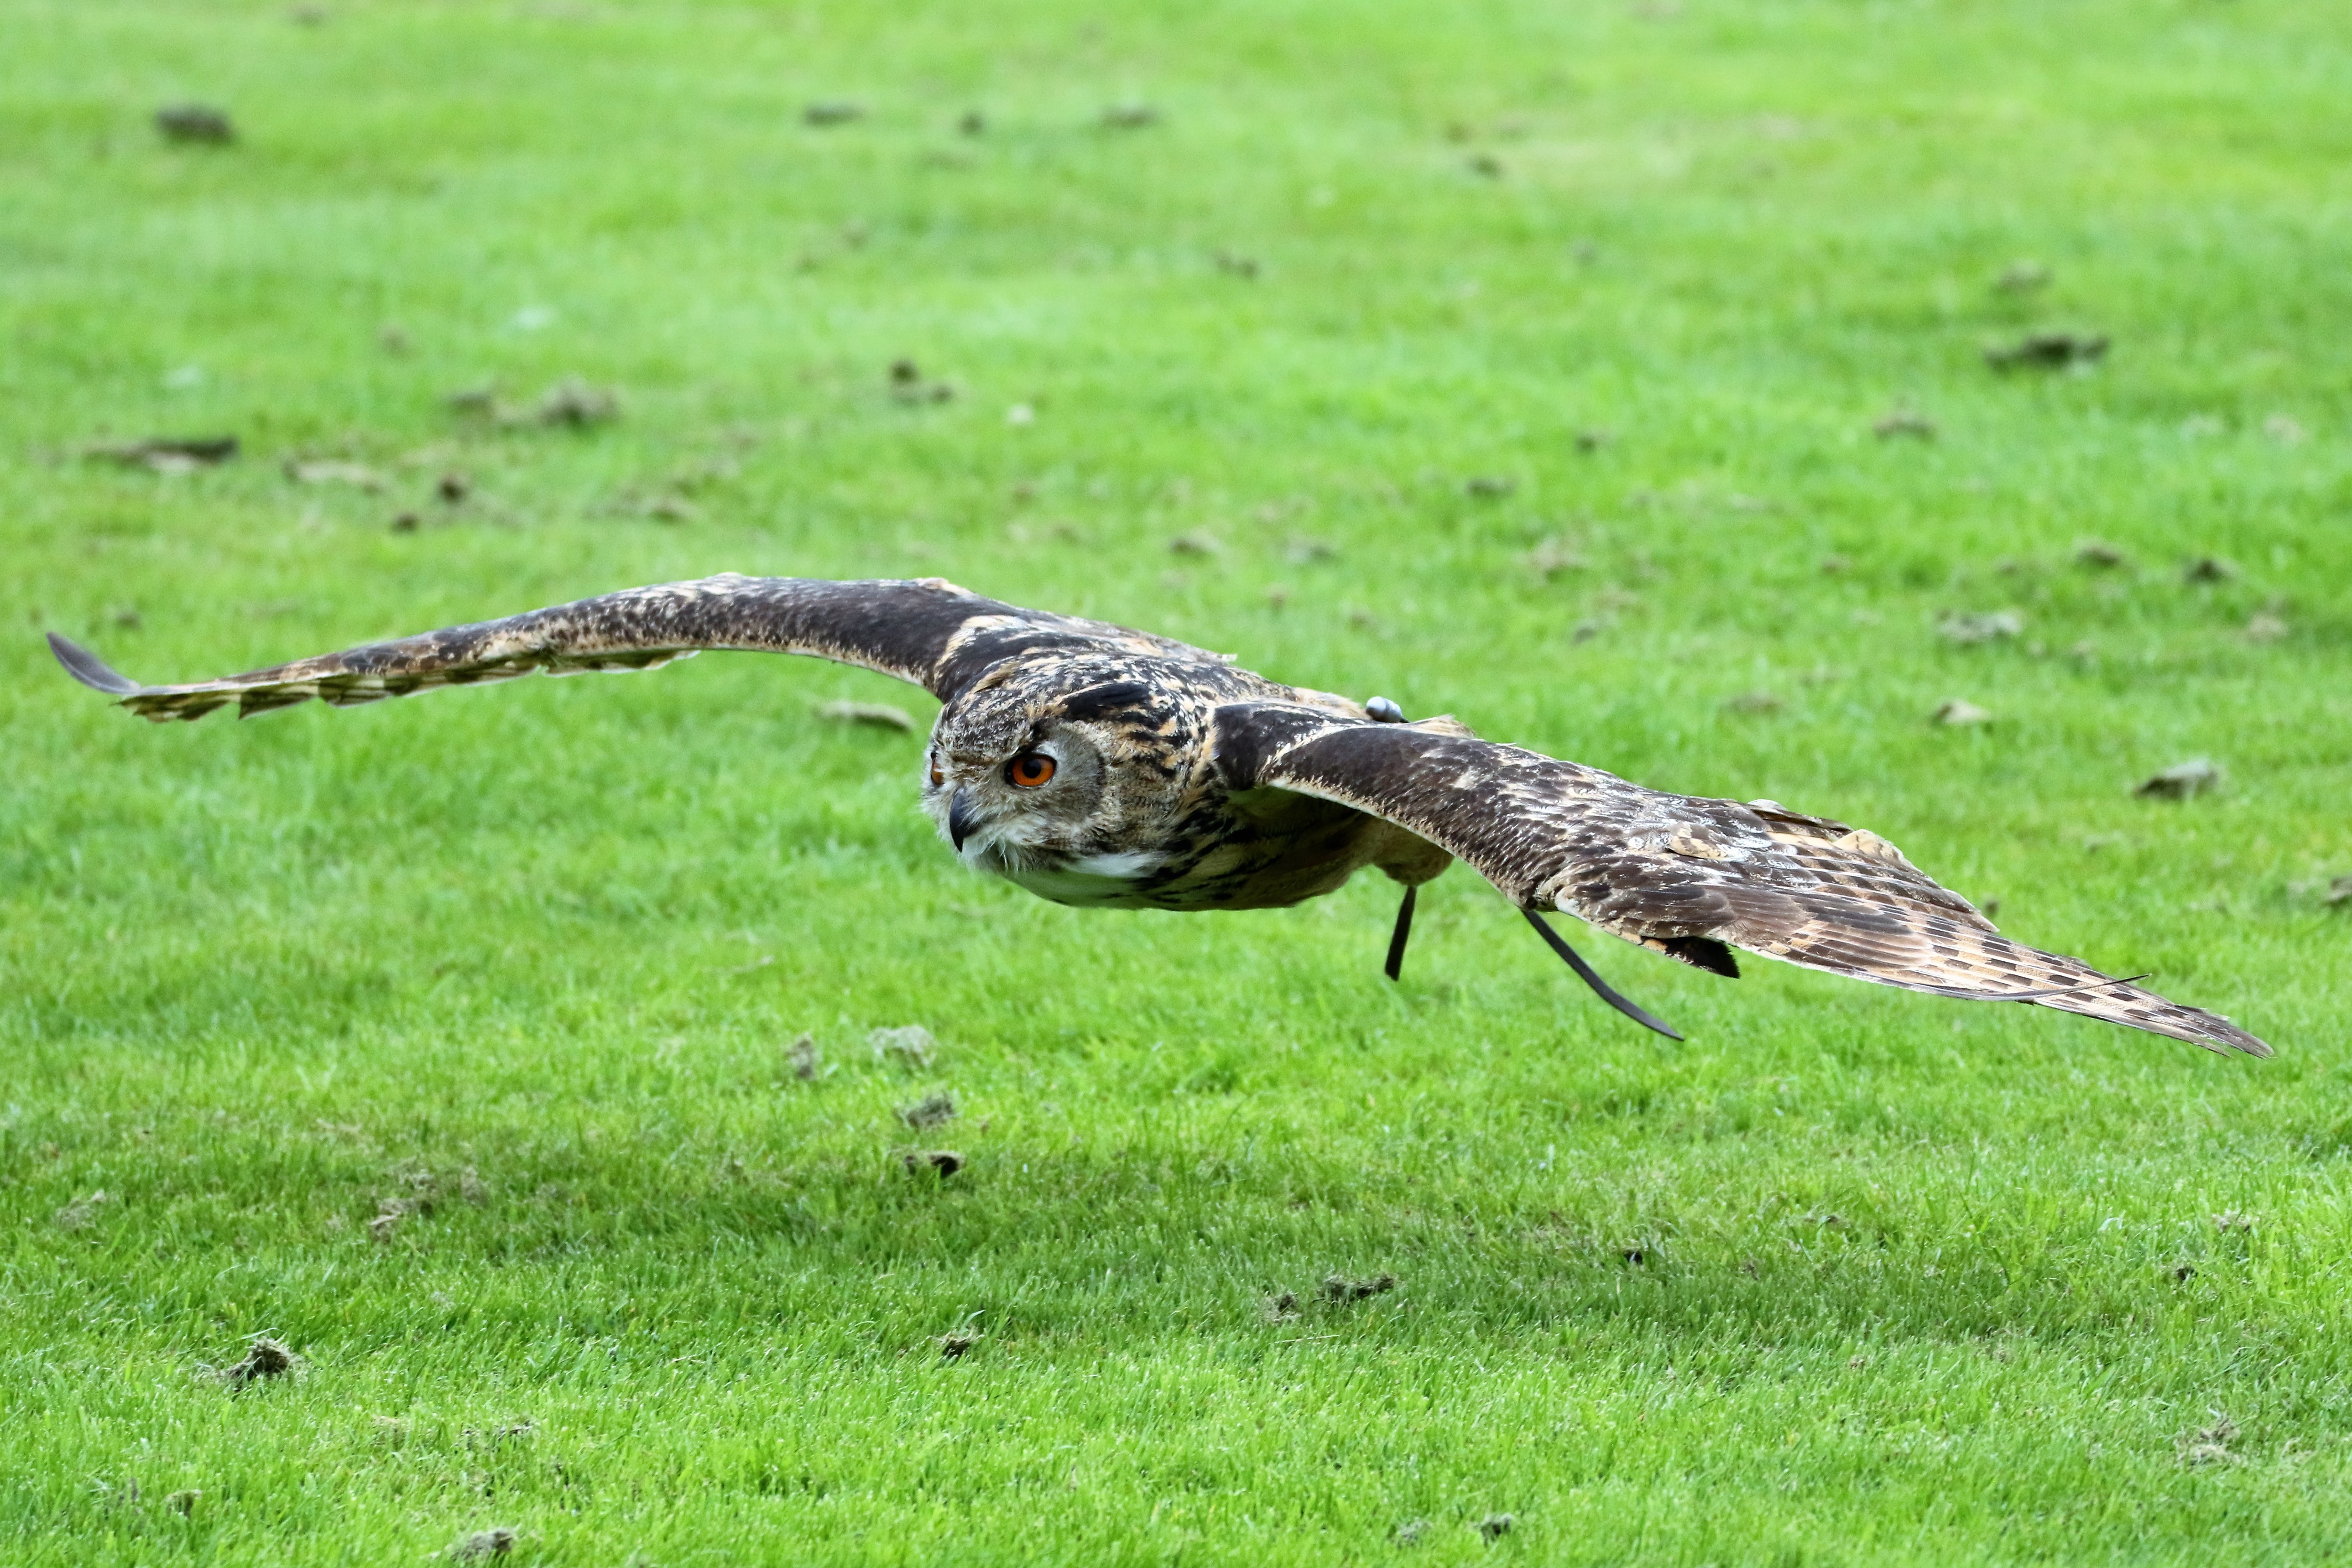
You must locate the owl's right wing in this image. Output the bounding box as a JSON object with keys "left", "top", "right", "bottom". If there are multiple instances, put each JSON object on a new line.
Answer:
{"left": 48, "top": 574, "right": 1227, "bottom": 722}
{"left": 1217, "top": 704, "right": 2269, "bottom": 1057}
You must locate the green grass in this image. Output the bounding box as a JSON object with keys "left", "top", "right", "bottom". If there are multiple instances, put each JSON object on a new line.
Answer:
{"left": 5, "top": 0, "right": 2352, "bottom": 1561}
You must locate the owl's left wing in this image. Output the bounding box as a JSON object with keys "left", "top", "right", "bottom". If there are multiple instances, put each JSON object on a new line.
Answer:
{"left": 1218, "top": 705, "right": 2269, "bottom": 1057}
{"left": 48, "top": 574, "right": 1228, "bottom": 721}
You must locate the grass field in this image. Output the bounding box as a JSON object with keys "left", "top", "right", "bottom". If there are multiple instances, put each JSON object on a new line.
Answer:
{"left": 5, "top": 0, "right": 2352, "bottom": 1561}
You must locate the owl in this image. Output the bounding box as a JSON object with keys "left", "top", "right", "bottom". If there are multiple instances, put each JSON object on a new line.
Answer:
{"left": 48, "top": 573, "right": 2267, "bottom": 1055}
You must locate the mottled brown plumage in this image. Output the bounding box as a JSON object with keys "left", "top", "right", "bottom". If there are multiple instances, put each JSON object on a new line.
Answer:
{"left": 47, "top": 573, "right": 2269, "bottom": 1057}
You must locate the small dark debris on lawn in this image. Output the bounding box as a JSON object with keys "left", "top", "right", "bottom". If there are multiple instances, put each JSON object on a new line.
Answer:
{"left": 82, "top": 435, "right": 239, "bottom": 472}
{"left": 1395, "top": 1518, "right": 1433, "bottom": 1544}
{"left": 436, "top": 472, "right": 471, "bottom": 504}
{"left": 1263, "top": 1290, "right": 1299, "bottom": 1322}
{"left": 1574, "top": 427, "right": 1613, "bottom": 452}
{"left": 2323, "top": 876, "right": 2352, "bottom": 907}
{"left": 1476, "top": 1513, "right": 1514, "bottom": 1541}
{"left": 1101, "top": 103, "right": 1160, "bottom": 128}
{"left": 1468, "top": 152, "right": 1505, "bottom": 177}
{"left": 445, "top": 384, "right": 499, "bottom": 416}
{"left": 378, "top": 323, "right": 410, "bottom": 354}
{"left": 110, "top": 605, "right": 141, "bottom": 630}
{"left": 536, "top": 379, "right": 620, "bottom": 427}
{"left": 818, "top": 699, "right": 915, "bottom": 733}
{"left": 1933, "top": 698, "right": 1992, "bottom": 727}
{"left": 166, "top": 1488, "right": 201, "bottom": 1515}
{"left": 156, "top": 104, "right": 235, "bottom": 144}
{"left": 1285, "top": 537, "right": 1336, "bottom": 564}
{"left": 804, "top": 101, "right": 865, "bottom": 125}
{"left": 888, "top": 358, "right": 955, "bottom": 403}
{"left": 53, "top": 1190, "right": 106, "bottom": 1230}
{"left": 903, "top": 1149, "right": 964, "bottom": 1177}
{"left": 2073, "top": 539, "right": 2128, "bottom": 568}
{"left": 1168, "top": 531, "right": 1222, "bottom": 557}
{"left": 1874, "top": 408, "right": 1936, "bottom": 440}
{"left": 1818, "top": 552, "right": 1851, "bottom": 575}
{"left": 871, "top": 1024, "right": 937, "bottom": 1069}
{"left": 1740, "top": 1258, "right": 1759, "bottom": 1276}
{"left": 1985, "top": 331, "right": 2107, "bottom": 370}
{"left": 1938, "top": 609, "right": 2023, "bottom": 644}
{"left": 454, "top": 1526, "right": 517, "bottom": 1558}
{"left": 939, "top": 1329, "right": 980, "bottom": 1360}
{"left": 2171, "top": 1262, "right": 2197, "bottom": 1281}
{"left": 898, "top": 1093, "right": 958, "bottom": 1130}
{"left": 958, "top": 109, "right": 985, "bottom": 135}
{"left": 1321, "top": 1271, "right": 1397, "bottom": 1302}
{"left": 2213, "top": 1209, "right": 2253, "bottom": 1233}
{"left": 1463, "top": 474, "right": 1515, "bottom": 498}
{"left": 2182, "top": 555, "right": 2237, "bottom": 584}
{"left": 1724, "top": 690, "right": 1784, "bottom": 715}
{"left": 2137, "top": 759, "right": 2222, "bottom": 800}
{"left": 1622, "top": 1247, "right": 1647, "bottom": 1266}
{"left": 1213, "top": 249, "right": 1260, "bottom": 278}
{"left": 787, "top": 1033, "right": 821, "bottom": 1080}
{"left": 1994, "top": 260, "right": 2051, "bottom": 292}
{"left": 391, "top": 513, "right": 420, "bottom": 533}
{"left": 225, "top": 1337, "right": 297, "bottom": 1387}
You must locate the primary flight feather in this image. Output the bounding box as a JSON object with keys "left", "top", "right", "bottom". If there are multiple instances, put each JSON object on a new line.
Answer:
{"left": 47, "top": 573, "right": 2269, "bottom": 1057}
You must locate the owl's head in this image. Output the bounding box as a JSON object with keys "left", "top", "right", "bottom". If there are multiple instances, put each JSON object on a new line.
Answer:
{"left": 918, "top": 669, "right": 1194, "bottom": 874}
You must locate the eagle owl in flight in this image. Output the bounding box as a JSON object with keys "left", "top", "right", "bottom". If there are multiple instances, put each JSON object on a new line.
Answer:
{"left": 48, "top": 574, "right": 2267, "bottom": 1056}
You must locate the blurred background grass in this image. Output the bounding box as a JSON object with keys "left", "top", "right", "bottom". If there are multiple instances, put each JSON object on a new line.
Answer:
{"left": 3, "top": 0, "right": 2350, "bottom": 1563}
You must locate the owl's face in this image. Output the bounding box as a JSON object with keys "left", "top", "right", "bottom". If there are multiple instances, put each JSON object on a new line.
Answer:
{"left": 918, "top": 676, "right": 1186, "bottom": 878}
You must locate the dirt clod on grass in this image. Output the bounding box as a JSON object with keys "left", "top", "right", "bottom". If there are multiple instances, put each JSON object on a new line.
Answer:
{"left": 2180, "top": 1415, "right": 2240, "bottom": 1467}
{"left": 787, "top": 1033, "right": 821, "bottom": 1080}
{"left": 1101, "top": 103, "right": 1160, "bottom": 128}
{"left": 1476, "top": 1513, "right": 1515, "bottom": 1540}
{"left": 1168, "top": 531, "right": 1222, "bottom": 557}
{"left": 224, "top": 1338, "right": 297, "bottom": 1387}
{"left": 2136, "top": 759, "right": 2221, "bottom": 800}
{"left": 1322, "top": 1272, "right": 1397, "bottom": 1302}
{"left": 1395, "top": 1519, "right": 1433, "bottom": 1543}
{"left": 156, "top": 104, "right": 235, "bottom": 144}
{"left": 1938, "top": 609, "right": 2023, "bottom": 644}
{"left": 2323, "top": 875, "right": 2352, "bottom": 907}
{"left": 1263, "top": 1291, "right": 1300, "bottom": 1322}
{"left": 903, "top": 1149, "right": 964, "bottom": 1177}
{"left": 804, "top": 101, "right": 865, "bottom": 125}
{"left": 166, "top": 1489, "right": 201, "bottom": 1515}
{"left": 454, "top": 1526, "right": 517, "bottom": 1558}
{"left": 2171, "top": 1262, "right": 2197, "bottom": 1281}
{"left": 1985, "top": 331, "right": 2107, "bottom": 369}
{"left": 939, "top": 1330, "right": 980, "bottom": 1360}
{"left": 1463, "top": 474, "right": 1516, "bottom": 497}
{"left": 2182, "top": 555, "right": 2238, "bottom": 584}
{"left": 81, "top": 435, "right": 239, "bottom": 472}
{"left": 817, "top": 699, "right": 915, "bottom": 732}
{"left": 898, "top": 1093, "right": 958, "bottom": 1130}
{"left": 2073, "top": 539, "right": 2128, "bottom": 568}
{"left": 871, "top": 1025, "right": 937, "bottom": 1069}
{"left": 53, "top": 1189, "right": 106, "bottom": 1230}
{"left": 2212, "top": 1209, "right": 2254, "bottom": 1233}
{"left": 1873, "top": 408, "right": 1936, "bottom": 439}
{"left": 535, "top": 379, "right": 620, "bottom": 427}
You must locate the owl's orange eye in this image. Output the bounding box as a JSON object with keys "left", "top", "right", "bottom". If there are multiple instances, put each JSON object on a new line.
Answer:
{"left": 1007, "top": 752, "right": 1056, "bottom": 788}
{"left": 929, "top": 761, "right": 945, "bottom": 787}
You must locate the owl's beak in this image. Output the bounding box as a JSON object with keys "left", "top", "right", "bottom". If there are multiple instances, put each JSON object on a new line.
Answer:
{"left": 947, "top": 787, "right": 981, "bottom": 852}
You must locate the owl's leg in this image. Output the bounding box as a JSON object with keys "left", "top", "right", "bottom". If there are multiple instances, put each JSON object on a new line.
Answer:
{"left": 1382, "top": 886, "right": 1417, "bottom": 982}
{"left": 1520, "top": 910, "right": 1683, "bottom": 1040}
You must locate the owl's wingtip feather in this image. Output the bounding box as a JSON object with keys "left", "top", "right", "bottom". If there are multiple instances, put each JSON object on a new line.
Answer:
{"left": 47, "top": 632, "right": 142, "bottom": 696}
